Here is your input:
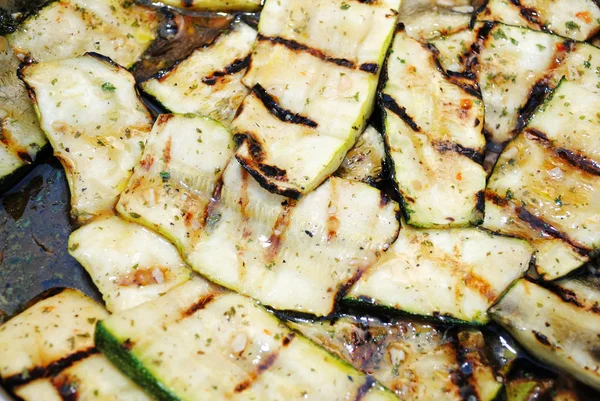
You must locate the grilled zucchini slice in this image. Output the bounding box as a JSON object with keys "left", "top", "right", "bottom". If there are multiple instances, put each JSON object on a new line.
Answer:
{"left": 0, "top": 37, "right": 46, "bottom": 184}
{"left": 475, "top": 23, "right": 563, "bottom": 145}
{"left": 334, "top": 125, "right": 386, "bottom": 186}
{"left": 118, "top": 113, "right": 399, "bottom": 316}
{"left": 382, "top": 30, "right": 487, "bottom": 228}
{"left": 553, "top": 42, "right": 600, "bottom": 96}
{"left": 479, "top": 0, "right": 600, "bottom": 41}
{"left": 346, "top": 224, "right": 533, "bottom": 324}
{"left": 0, "top": 289, "right": 107, "bottom": 388}
{"left": 289, "top": 316, "right": 502, "bottom": 401}
{"left": 490, "top": 278, "right": 600, "bottom": 391}
{"left": 69, "top": 216, "right": 192, "bottom": 313}
{"left": 19, "top": 53, "right": 154, "bottom": 222}
{"left": 159, "top": 0, "right": 262, "bottom": 11}
{"left": 96, "top": 277, "right": 394, "bottom": 401}
{"left": 0, "top": 289, "right": 152, "bottom": 400}
{"left": 7, "top": 0, "right": 157, "bottom": 68}
{"left": 141, "top": 22, "right": 257, "bottom": 126}
{"left": 483, "top": 82, "right": 600, "bottom": 279}
{"left": 232, "top": 0, "right": 400, "bottom": 197}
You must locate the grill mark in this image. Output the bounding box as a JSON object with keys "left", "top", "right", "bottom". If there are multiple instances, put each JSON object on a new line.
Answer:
{"left": 335, "top": 265, "right": 370, "bottom": 308}
{"left": 3, "top": 348, "right": 98, "bottom": 389}
{"left": 265, "top": 200, "right": 295, "bottom": 262}
{"left": 424, "top": 43, "right": 481, "bottom": 99}
{"left": 359, "top": 63, "right": 379, "bottom": 74}
{"left": 548, "top": 285, "right": 584, "bottom": 308}
{"left": 464, "top": 22, "right": 495, "bottom": 74}
{"left": 181, "top": 0, "right": 194, "bottom": 7}
{"left": 53, "top": 373, "right": 79, "bottom": 401}
{"left": 282, "top": 332, "right": 295, "bottom": 346}
{"left": 507, "top": 0, "right": 543, "bottom": 28}
{"left": 532, "top": 330, "right": 551, "bottom": 346}
{"left": 381, "top": 94, "right": 421, "bottom": 132}
{"left": 379, "top": 192, "right": 391, "bottom": 208}
{"left": 464, "top": 273, "right": 496, "bottom": 302}
{"left": 525, "top": 128, "right": 600, "bottom": 175}
{"left": 258, "top": 35, "right": 358, "bottom": 70}
{"left": 202, "top": 55, "right": 251, "bottom": 86}
{"left": 182, "top": 294, "right": 216, "bottom": 318}
{"left": 202, "top": 177, "right": 224, "bottom": 228}
{"left": 235, "top": 153, "right": 303, "bottom": 200}
{"left": 449, "top": 332, "right": 480, "bottom": 401}
{"left": 163, "top": 136, "right": 172, "bottom": 164}
{"left": 434, "top": 141, "right": 485, "bottom": 164}
{"left": 515, "top": 206, "right": 589, "bottom": 255}
{"left": 239, "top": 168, "right": 250, "bottom": 219}
{"left": 475, "top": 191, "right": 485, "bottom": 214}
{"left": 232, "top": 347, "right": 287, "bottom": 394}
{"left": 515, "top": 80, "right": 554, "bottom": 133}
{"left": 353, "top": 376, "right": 376, "bottom": 401}
{"left": 252, "top": 84, "right": 318, "bottom": 128}
{"left": 485, "top": 190, "right": 508, "bottom": 207}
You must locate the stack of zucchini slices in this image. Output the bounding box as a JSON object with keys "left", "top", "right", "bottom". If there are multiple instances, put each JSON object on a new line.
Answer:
{"left": 1, "top": 0, "right": 600, "bottom": 400}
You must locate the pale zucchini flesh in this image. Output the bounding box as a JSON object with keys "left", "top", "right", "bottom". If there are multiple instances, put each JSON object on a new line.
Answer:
{"left": 479, "top": 0, "right": 600, "bottom": 41}
{"left": 0, "top": 37, "right": 46, "bottom": 181}
{"left": 347, "top": 224, "right": 533, "bottom": 324}
{"left": 289, "top": 316, "right": 502, "bottom": 401}
{"left": 141, "top": 22, "right": 257, "bottom": 127}
{"left": 19, "top": 53, "right": 154, "bottom": 222}
{"left": 7, "top": 0, "right": 158, "bottom": 68}
{"left": 382, "top": 30, "right": 487, "bottom": 228}
{"left": 232, "top": 0, "right": 400, "bottom": 197}
{"left": 490, "top": 279, "right": 600, "bottom": 391}
{"left": 96, "top": 277, "right": 392, "bottom": 401}
{"left": 159, "top": 0, "right": 262, "bottom": 11}
{"left": 118, "top": 113, "right": 400, "bottom": 316}
{"left": 69, "top": 215, "right": 192, "bottom": 313}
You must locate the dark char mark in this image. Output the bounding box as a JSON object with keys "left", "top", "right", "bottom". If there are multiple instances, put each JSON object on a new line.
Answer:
{"left": 202, "top": 55, "right": 250, "bottom": 86}
{"left": 182, "top": 294, "right": 216, "bottom": 317}
{"left": 252, "top": 84, "right": 318, "bottom": 128}
{"left": 424, "top": 43, "right": 481, "bottom": 99}
{"left": 434, "top": 141, "right": 485, "bottom": 164}
{"left": 3, "top": 348, "right": 98, "bottom": 389}
{"left": 235, "top": 153, "right": 303, "bottom": 200}
{"left": 515, "top": 80, "right": 553, "bottom": 132}
{"left": 258, "top": 35, "right": 357, "bottom": 70}
{"left": 532, "top": 330, "right": 551, "bottom": 346}
{"left": 507, "top": 0, "right": 544, "bottom": 28}
{"left": 380, "top": 94, "right": 421, "bottom": 132}
{"left": 451, "top": 331, "right": 481, "bottom": 401}
{"left": 353, "top": 376, "right": 376, "bottom": 401}
{"left": 526, "top": 129, "right": 600, "bottom": 176}
{"left": 54, "top": 374, "right": 79, "bottom": 401}
{"left": 233, "top": 342, "right": 291, "bottom": 393}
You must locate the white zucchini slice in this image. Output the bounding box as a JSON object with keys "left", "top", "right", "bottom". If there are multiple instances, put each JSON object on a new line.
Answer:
{"left": 68, "top": 216, "right": 192, "bottom": 313}
{"left": 347, "top": 224, "right": 533, "bottom": 324}
{"left": 118, "top": 113, "right": 400, "bottom": 316}
{"left": 96, "top": 277, "right": 393, "bottom": 401}
{"left": 289, "top": 316, "right": 502, "bottom": 401}
{"left": 475, "top": 23, "right": 563, "bottom": 145}
{"left": 479, "top": 0, "right": 600, "bottom": 41}
{"left": 159, "top": 0, "right": 262, "bottom": 11}
{"left": 553, "top": 42, "right": 600, "bottom": 97}
{"left": 490, "top": 278, "right": 600, "bottom": 391}
{"left": 428, "top": 27, "right": 479, "bottom": 73}
{"left": 382, "top": 30, "right": 487, "bottom": 228}
{"left": 0, "top": 289, "right": 107, "bottom": 387}
{"left": 232, "top": 0, "right": 400, "bottom": 197}
{"left": 335, "top": 125, "right": 386, "bottom": 186}
{"left": 19, "top": 53, "right": 154, "bottom": 222}
{"left": 0, "top": 37, "right": 47, "bottom": 181}
{"left": 399, "top": 0, "right": 473, "bottom": 42}
{"left": 13, "top": 379, "right": 63, "bottom": 401}
{"left": 141, "top": 22, "right": 257, "bottom": 126}
{"left": 7, "top": 0, "right": 158, "bottom": 67}
{"left": 483, "top": 123, "right": 600, "bottom": 279}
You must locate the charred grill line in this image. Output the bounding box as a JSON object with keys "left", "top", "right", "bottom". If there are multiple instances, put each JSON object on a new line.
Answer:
{"left": 353, "top": 376, "right": 376, "bottom": 401}
{"left": 380, "top": 94, "right": 421, "bottom": 132}
{"left": 202, "top": 55, "right": 251, "bottom": 85}
{"left": 434, "top": 141, "right": 485, "bottom": 164}
{"left": 252, "top": 84, "right": 318, "bottom": 128}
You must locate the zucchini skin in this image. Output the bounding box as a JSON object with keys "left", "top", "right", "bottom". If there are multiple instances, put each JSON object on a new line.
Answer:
{"left": 95, "top": 322, "right": 181, "bottom": 401}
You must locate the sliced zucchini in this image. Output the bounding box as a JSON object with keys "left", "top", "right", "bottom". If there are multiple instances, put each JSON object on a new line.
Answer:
{"left": 334, "top": 125, "right": 386, "bottom": 186}
{"left": 483, "top": 124, "right": 600, "bottom": 279}
{"left": 428, "top": 27, "right": 480, "bottom": 73}
{"left": 232, "top": 0, "right": 400, "bottom": 197}
{"left": 475, "top": 23, "right": 563, "bottom": 145}
{"left": 7, "top": 0, "right": 158, "bottom": 68}
{"left": 159, "top": 0, "right": 262, "bottom": 11}
{"left": 0, "top": 288, "right": 107, "bottom": 387}
{"left": 399, "top": 0, "right": 473, "bottom": 41}
{"left": 19, "top": 53, "right": 154, "bottom": 222}
{"left": 490, "top": 278, "right": 600, "bottom": 391}
{"left": 479, "top": 0, "right": 600, "bottom": 41}
{"left": 117, "top": 114, "right": 236, "bottom": 252}
{"left": 346, "top": 224, "right": 533, "bottom": 324}
{"left": 96, "top": 277, "right": 394, "bottom": 401}
{"left": 553, "top": 42, "right": 600, "bottom": 98}
{"left": 0, "top": 36, "right": 46, "bottom": 182}
{"left": 141, "top": 22, "right": 257, "bottom": 126}
{"left": 68, "top": 216, "right": 192, "bottom": 313}
{"left": 382, "top": 30, "right": 487, "bottom": 228}
{"left": 289, "top": 316, "right": 501, "bottom": 401}
{"left": 551, "top": 275, "right": 600, "bottom": 313}
{"left": 119, "top": 113, "right": 400, "bottom": 316}
{"left": 13, "top": 379, "right": 63, "bottom": 401}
